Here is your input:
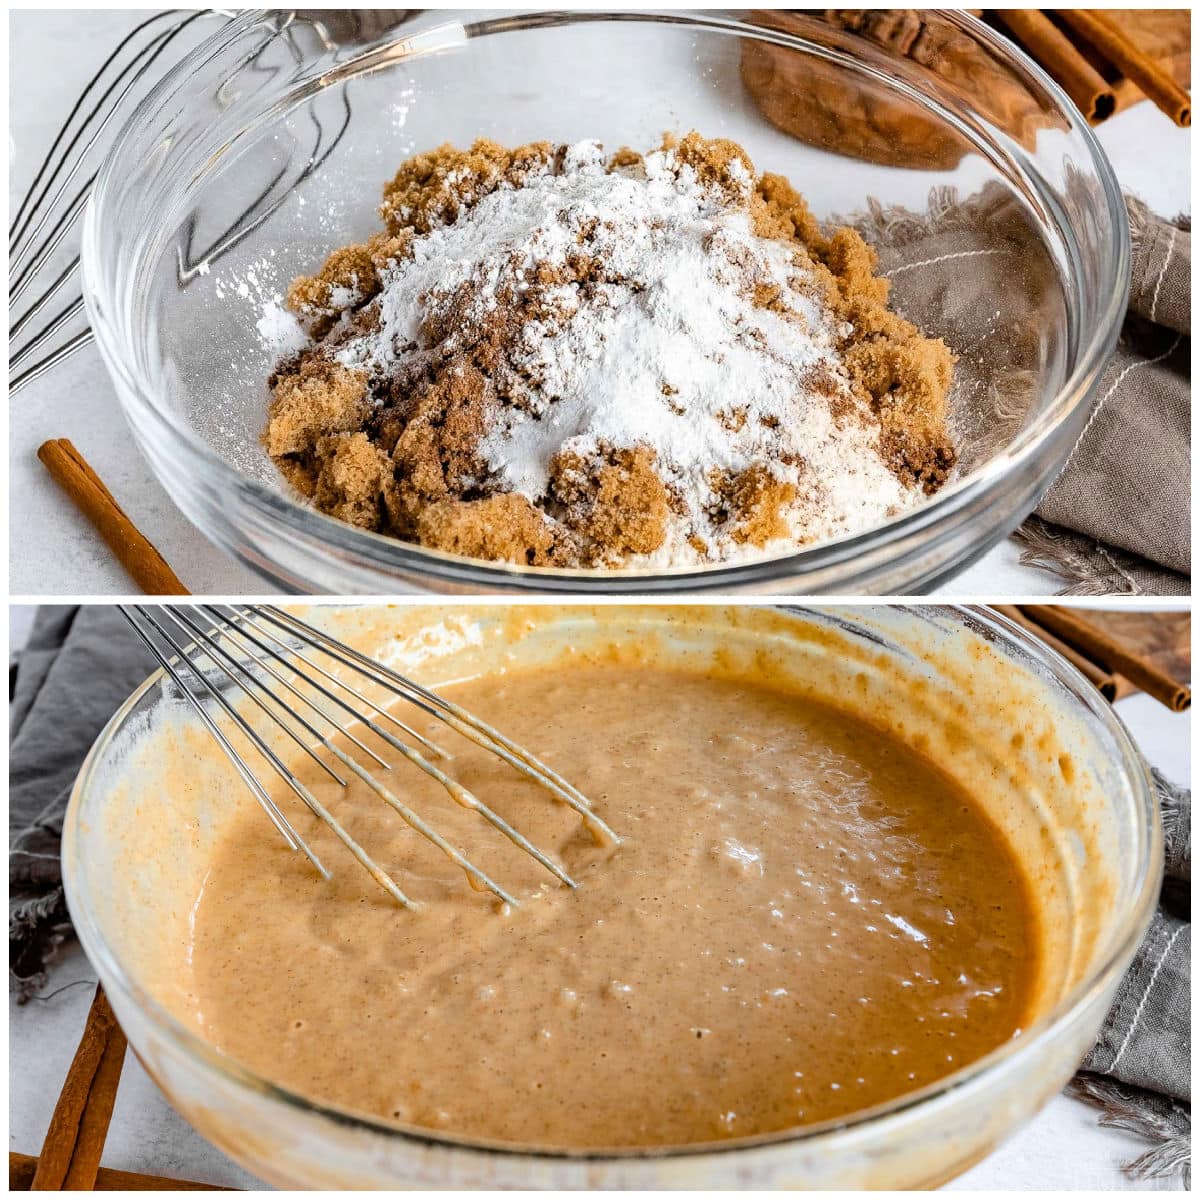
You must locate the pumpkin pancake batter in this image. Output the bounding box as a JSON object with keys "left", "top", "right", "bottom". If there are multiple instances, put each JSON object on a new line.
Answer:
{"left": 187, "top": 662, "right": 1038, "bottom": 1150}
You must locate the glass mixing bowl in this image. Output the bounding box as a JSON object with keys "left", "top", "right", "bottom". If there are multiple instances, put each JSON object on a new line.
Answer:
{"left": 64, "top": 605, "right": 1160, "bottom": 1187}
{"left": 82, "top": 11, "right": 1128, "bottom": 593}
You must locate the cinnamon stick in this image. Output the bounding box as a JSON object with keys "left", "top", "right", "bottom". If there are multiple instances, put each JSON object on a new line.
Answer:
{"left": 1058, "top": 8, "right": 1191, "bottom": 127}
{"left": 37, "top": 439, "right": 188, "bottom": 595}
{"left": 31, "top": 984, "right": 128, "bottom": 1190}
{"left": 994, "top": 10, "right": 1115, "bottom": 122}
{"left": 11, "top": 1153, "right": 225, "bottom": 1191}
{"left": 994, "top": 605, "right": 1118, "bottom": 701}
{"left": 1021, "top": 606, "right": 1191, "bottom": 712}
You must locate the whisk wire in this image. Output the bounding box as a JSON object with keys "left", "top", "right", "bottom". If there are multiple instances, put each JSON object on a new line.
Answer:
{"left": 11, "top": 10, "right": 185, "bottom": 245}
{"left": 186, "top": 607, "right": 391, "bottom": 771}
{"left": 203, "top": 607, "right": 575, "bottom": 896}
{"left": 164, "top": 606, "right": 353, "bottom": 784}
{"left": 119, "top": 606, "right": 317, "bottom": 865}
{"left": 10, "top": 10, "right": 224, "bottom": 393}
{"left": 125, "top": 605, "right": 417, "bottom": 909}
{"left": 12, "top": 12, "right": 204, "bottom": 292}
{"left": 10, "top": 10, "right": 359, "bottom": 395}
{"left": 204, "top": 610, "right": 424, "bottom": 767}
{"left": 256, "top": 605, "right": 620, "bottom": 847}
{"left": 10, "top": 257, "right": 80, "bottom": 341}
{"left": 119, "top": 606, "right": 605, "bottom": 910}
{"left": 11, "top": 297, "right": 87, "bottom": 371}
{"left": 12, "top": 185, "right": 92, "bottom": 301}
{"left": 327, "top": 746, "right": 520, "bottom": 908}
{"left": 138, "top": 606, "right": 347, "bottom": 838}
{"left": 220, "top": 605, "right": 449, "bottom": 760}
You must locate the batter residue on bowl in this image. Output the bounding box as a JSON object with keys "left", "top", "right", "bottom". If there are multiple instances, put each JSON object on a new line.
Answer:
{"left": 262, "top": 133, "right": 955, "bottom": 568}
{"left": 188, "top": 659, "right": 1036, "bottom": 1150}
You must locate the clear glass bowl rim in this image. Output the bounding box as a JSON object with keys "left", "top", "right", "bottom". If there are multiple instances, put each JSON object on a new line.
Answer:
{"left": 62, "top": 605, "right": 1163, "bottom": 1164}
{"left": 81, "top": 9, "right": 1131, "bottom": 592}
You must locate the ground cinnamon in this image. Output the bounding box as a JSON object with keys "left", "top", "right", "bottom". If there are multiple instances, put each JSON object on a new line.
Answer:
{"left": 1020, "top": 606, "right": 1191, "bottom": 712}
{"left": 1058, "top": 9, "right": 1191, "bottom": 127}
{"left": 993, "top": 10, "right": 1115, "bottom": 121}
{"left": 11, "top": 1153, "right": 223, "bottom": 1192}
{"left": 31, "top": 985, "right": 127, "bottom": 1191}
{"left": 37, "top": 440, "right": 188, "bottom": 595}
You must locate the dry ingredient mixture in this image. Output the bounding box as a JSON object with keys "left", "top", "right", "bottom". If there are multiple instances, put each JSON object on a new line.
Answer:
{"left": 264, "top": 133, "right": 956, "bottom": 568}
{"left": 189, "top": 662, "right": 1036, "bottom": 1149}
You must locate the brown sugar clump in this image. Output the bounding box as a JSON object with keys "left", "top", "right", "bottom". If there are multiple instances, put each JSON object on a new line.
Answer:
{"left": 821, "top": 227, "right": 891, "bottom": 308}
{"left": 550, "top": 445, "right": 671, "bottom": 563}
{"left": 312, "top": 432, "right": 389, "bottom": 530}
{"left": 607, "top": 146, "right": 644, "bottom": 171}
{"left": 660, "top": 131, "right": 754, "bottom": 197}
{"left": 286, "top": 243, "right": 378, "bottom": 336}
{"left": 380, "top": 364, "right": 496, "bottom": 535}
{"left": 751, "top": 171, "right": 956, "bottom": 487}
{"left": 264, "top": 359, "right": 370, "bottom": 457}
{"left": 751, "top": 172, "right": 828, "bottom": 248}
{"left": 379, "top": 139, "right": 555, "bottom": 236}
{"left": 844, "top": 337, "right": 956, "bottom": 491}
{"left": 712, "top": 465, "right": 798, "bottom": 547}
{"left": 286, "top": 231, "right": 414, "bottom": 337}
{"left": 416, "top": 493, "right": 576, "bottom": 566}
{"left": 274, "top": 455, "right": 319, "bottom": 499}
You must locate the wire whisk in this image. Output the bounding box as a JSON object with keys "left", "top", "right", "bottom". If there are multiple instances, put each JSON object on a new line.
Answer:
{"left": 119, "top": 604, "right": 618, "bottom": 910}
{"left": 10, "top": 10, "right": 229, "bottom": 394}
{"left": 10, "top": 9, "right": 413, "bottom": 395}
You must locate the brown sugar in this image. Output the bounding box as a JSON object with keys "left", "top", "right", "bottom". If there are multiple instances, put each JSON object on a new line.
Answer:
{"left": 312, "top": 433, "right": 390, "bottom": 530}
{"left": 711, "top": 465, "right": 799, "bottom": 548}
{"left": 379, "top": 139, "right": 556, "bottom": 236}
{"left": 264, "top": 358, "right": 370, "bottom": 457}
{"left": 751, "top": 175, "right": 956, "bottom": 488}
{"left": 285, "top": 232, "right": 413, "bottom": 338}
{"left": 659, "top": 131, "right": 755, "bottom": 197}
{"left": 380, "top": 363, "right": 496, "bottom": 535}
{"left": 263, "top": 132, "right": 957, "bottom": 569}
{"left": 415, "top": 493, "right": 576, "bottom": 566}
{"left": 549, "top": 445, "right": 672, "bottom": 563}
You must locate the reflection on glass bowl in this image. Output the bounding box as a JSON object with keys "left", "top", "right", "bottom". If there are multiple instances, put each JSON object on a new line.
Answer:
{"left": 83, "top": 11, "right": 1128, "bottom": 593}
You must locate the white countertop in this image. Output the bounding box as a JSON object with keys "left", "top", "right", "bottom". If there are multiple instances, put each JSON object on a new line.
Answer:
{"left": 7, "top": 10, "right": 1192, "bottom": 597}
{"left": 8, "top": 604, "right": 1190, "bottom": 1189}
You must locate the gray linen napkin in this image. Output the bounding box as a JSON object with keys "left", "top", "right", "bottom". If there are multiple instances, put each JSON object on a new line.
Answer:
{"left": 862, "top": 192, "right": 1191, "bottom": 597}
{"left": 1017, "top": 202, "right": 1191, "bottom": 596}
{"left": 8, "top": 606, "right": 1192, "bottom": 1182}
{"left": 9, "top": 607, "right": 158, "bottom": 993}
{"left": 1070, "top": 763, "right": 1190, "bottom": 1185}
{"left": 1068, "top": 767, "right": 1191, "bottom": 1184}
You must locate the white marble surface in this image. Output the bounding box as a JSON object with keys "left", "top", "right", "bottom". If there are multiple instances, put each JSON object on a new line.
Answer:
{"left": 7, "top": 9, "right": 1192, "bottom": 597}
{"left": 8, "top": 605, "right": 1190, "bottom": 1189}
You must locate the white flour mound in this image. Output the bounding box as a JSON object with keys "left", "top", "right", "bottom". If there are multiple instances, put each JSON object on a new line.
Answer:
{"left": 326, "top": 139, "right": 919, "bottom": 565}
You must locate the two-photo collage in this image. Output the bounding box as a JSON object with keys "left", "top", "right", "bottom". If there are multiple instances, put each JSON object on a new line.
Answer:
{"left": 8, "top": 6, "right": 1191, "bottom": 1192}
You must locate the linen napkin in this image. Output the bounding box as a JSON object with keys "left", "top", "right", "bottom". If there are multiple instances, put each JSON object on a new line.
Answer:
{"left": 1015, "top": 202, "right": 1190, "bottom": 596}
{"left": 9, "top": 607, "right": 158, "bottom": 991}
{"left": 858, "top": 191, "right": 1190, "bottom": 597}
{"left": 8, "top": 606, "right": 1191, "bottom": 1183}
{"left": 1066, "top": 768, "right": 1191, "bottom": 1184}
